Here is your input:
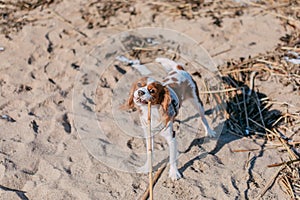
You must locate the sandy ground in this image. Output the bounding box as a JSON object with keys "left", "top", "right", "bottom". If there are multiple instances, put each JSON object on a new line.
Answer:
{"left": 0, "top": 1, "right": 299, "bottom": 199}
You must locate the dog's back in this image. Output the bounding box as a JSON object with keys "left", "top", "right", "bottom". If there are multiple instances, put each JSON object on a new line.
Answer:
{"left": 156, "top": 58, "right": 202, "bottom": 106}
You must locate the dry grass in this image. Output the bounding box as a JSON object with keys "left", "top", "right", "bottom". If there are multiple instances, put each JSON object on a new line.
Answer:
{"left": 0, "top": 0, "right": 299, "bottom": 198}
{"left": 217, "top": 30, "right": 300, "bottom": 198}
{"left": 0, "top": 0, "right": 58, "bottom": 35}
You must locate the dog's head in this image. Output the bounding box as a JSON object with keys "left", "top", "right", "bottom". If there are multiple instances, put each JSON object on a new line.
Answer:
{"left": 124, "top": 77, "right": 171, "bottom": 112}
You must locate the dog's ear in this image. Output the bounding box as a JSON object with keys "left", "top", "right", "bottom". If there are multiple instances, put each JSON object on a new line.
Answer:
{"left": 120, "top": 81, "right": 136, "bottom": 110}
{"left": 160, "top": 86, "right": 171, "bottom": 113}
{"left": 160, "top": 86, "right": 172, "bottom": 125}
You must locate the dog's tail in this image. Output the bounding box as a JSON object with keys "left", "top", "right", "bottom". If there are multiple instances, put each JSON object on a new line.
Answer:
{"left": 155, "top": 58, "right": 185, "bottom": 72}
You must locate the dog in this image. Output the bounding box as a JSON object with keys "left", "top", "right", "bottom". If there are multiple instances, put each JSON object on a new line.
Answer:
{"left": 123, "top": 58, "right": 216, "bottom": 180}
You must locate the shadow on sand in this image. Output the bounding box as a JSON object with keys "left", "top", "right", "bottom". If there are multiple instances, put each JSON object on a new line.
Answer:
{"left": 179, "top": 75, "right": 283, "bottom": 199}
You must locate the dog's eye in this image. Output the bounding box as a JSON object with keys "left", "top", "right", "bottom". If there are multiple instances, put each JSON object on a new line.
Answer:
{"left": 149, "top": 89, "right": 155, "bottom": 94}
{"left": 137, "top": 83, "right": 142, "bottom": 87}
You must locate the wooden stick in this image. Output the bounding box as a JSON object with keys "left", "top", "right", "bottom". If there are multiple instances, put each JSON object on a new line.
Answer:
{"left": 279, "top": 175, "right": 296, "bottom": 199}
{"left": 132, "top": 47, "right": 162, "bottom": 51}
{"left": 242, "top": 88, "right": 250, "bottom": 135}
{"left": 197, "top": 87, "right": 240, "bottom": 94}
{"left": 248, "top": 118, "right": 277, "bottom": 138}
{"left": 257, "top": 166, "right": 284, "bottom": 198}
{"left": 147, "top": 101, "right": 153, "bottom": 200}
{"left": 141, "top": 163, "right": 167, "bottom": 200}
{"left": 267, "top": 159, "right": 300, "bottom": 168}
{"left": 50, "top": 9, "right": 88, "bottom": 38}
{"left": 231, "top": 148, "right": 260, "bottom": 153}
{"left": 273, "top": 129, "right": 299, "bottom": 160}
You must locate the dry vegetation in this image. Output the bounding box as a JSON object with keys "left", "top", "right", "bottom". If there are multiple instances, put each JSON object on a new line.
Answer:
{"left": 0, "top": 0, "right": 299, "bottom": 199}
{"left": 218, "top": 33, "right": 300, "bottom": 198}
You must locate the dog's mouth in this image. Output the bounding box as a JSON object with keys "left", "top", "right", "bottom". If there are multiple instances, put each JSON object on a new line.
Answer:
{"left": 136, "top": 98, "right": 149, "bottom": 104}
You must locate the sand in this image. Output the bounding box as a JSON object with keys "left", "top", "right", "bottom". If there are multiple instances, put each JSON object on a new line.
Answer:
{"left": 0, "top": 1, "right": 299, "bottom": 199}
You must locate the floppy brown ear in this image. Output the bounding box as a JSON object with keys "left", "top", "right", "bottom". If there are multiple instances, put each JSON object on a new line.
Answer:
{"left": 160, "top": 86, "right": 171, "bottom": 113}
{"left": 160, "top": 86, "right": 172, "bottom": 124}
{"left": 120, "top": 82, "right": 136, "bottom": 110}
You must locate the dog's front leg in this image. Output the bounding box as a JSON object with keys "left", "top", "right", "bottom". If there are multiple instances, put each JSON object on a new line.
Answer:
{"left": 160, "top": 122, "right": 182, "bottom": 180}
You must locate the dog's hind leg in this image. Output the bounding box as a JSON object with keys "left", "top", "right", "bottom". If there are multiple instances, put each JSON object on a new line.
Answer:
{"left": 188, "top": 81, "right": 216, "bottom": 137}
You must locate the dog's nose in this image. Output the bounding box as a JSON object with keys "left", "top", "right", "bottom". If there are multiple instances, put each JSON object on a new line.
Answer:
{"left": 138, "top": 90, "right": 145, "bottom": 96}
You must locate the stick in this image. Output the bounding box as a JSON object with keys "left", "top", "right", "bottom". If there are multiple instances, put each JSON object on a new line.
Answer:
{"left": 248, "top": 118, "right": 277, "bottom": 138}
{"left": 132, "top": 47, "right": 162, "bottom": 51}
{"left": 273, "top": 129, "right": 299, "bottom": 160}
{"left": 279, "top": 175, "right": 295, "bottom": 199}
{"left": 242, "top": 88, "right": 250, "bottom": 135}
{"left": 231, "top": 148, "right": 260, "bottom": 153}
{"left": 50, "top": 9, "right": 88, "bottom": 38}
{"left": 197, "top": 87, "right": 240, "bottom": 94}
{"left": 147, "top": 101, "right": 153, "bottom": 200}
{"left": 257, "top": 166, "right": 283, "bottom": 198}
{"left": 248, "top": 71, "right": 257, "bottom": 96}
{"left": 267, "top": 159, "right": 300, "bottom": 168}
{"left": 141, "top": 163, "right": 167, "bottom": 200}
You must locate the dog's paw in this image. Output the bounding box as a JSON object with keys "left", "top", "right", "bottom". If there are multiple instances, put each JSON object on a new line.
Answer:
{"left": 206, "top": 129, "right": 216, "bottom": 138}
{"left": 169, "top": 167, "right": 182, "bottom": 181}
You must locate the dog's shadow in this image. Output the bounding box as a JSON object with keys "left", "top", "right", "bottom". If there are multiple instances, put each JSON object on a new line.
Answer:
{"left": 178, "top": 75, "right": 283, "bottom": 199}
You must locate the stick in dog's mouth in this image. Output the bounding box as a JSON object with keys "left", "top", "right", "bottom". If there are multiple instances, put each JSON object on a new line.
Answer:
{"left": 147, "top": 101, "right": 153, "bottom": 200}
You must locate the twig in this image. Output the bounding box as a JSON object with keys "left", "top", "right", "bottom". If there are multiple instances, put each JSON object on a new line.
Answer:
{"left": 228, "top": 120, "right": 245, "bottom": 136}
{"left": 265, "top": 101, "right": 298, "bottom": 108}
{"left": 256, "top": 59, "right": 280, "bottom": 66}
{"left": 141, "top": 163, "right": 167, "bottom": 200}
{"left": 234, "top": 90, "right": 242, "bottom": 111}
{"left": 272, "top": 115, "right": 284, "bottom": 127}
{"left": 279, "top": 175, "right": 296, "bottom": 199}
{"left": 273, "top": 129, "right": 299, "bottom": 160}
{"left": 266, "top": 11, "right": 300, "bottom": 26}
{"left": 227, "top": 129, "right": 245, "bottom": 138}
{"left": 280, "top": 46, "right": 300, "bottom": 51}
{"left": 232, "top": 148, "right": 260, "bottom": 153}
{"left": 254, "top": 92, "right": 268, "bottom": 140}
{"left": 147, "top": 101, "right": 153, "bottom": 200}
{"left": 132, "top": 47, "right": 162, "bottom": 51}
{"left": 244, "top": 152, "right": 252, "bottom": 168}
{"left": 257, "top": 165, "right": 284, "bottom": 198}
{"left": 222, "top": 68, "right": 252, "bottom": 74}
{"left": 50, "top": 9, "right": 88, "bottom": 38}
{"left": 248, "top": 118, "right": 277, "bottom": 138}
{"left": 211, "top": 47, "right": 232, "bottom": 57}
{"left": 242, "top": 88, "right": 250, "bottom": 135}
{"left": 248, "top": 71, "right": 257, "bottom": 96}
{"left": 265, "top": 140, "right": 300, "bottom": 147}
{"left": 267, "top": 159, "right": 300, "bottom": 168}
{"left": 198, "top": 87, "right": 240, "bottom": 94}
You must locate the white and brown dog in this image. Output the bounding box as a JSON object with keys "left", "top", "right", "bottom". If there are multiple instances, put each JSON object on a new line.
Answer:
{"left": 124, "top": 58, "right": 216, "bottom": 180}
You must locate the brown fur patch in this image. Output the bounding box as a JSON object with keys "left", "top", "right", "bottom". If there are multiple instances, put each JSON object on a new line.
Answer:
{"left": 162, "top": 78, "right": 169, "bottom": 82}
{"left": 176, "top": 65, "right": 184, "bottom": 70}
{"left": 168, "top": 71, "right": 177, "bottom": 75}
{"left": 147, "top": 82, "right": 165, "bottom": 105}
{"left": 160, "top": 87, "right": 172, "bottom": 125}
{"left": 171, "top": 77, "right": 178, "bottom": 82}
